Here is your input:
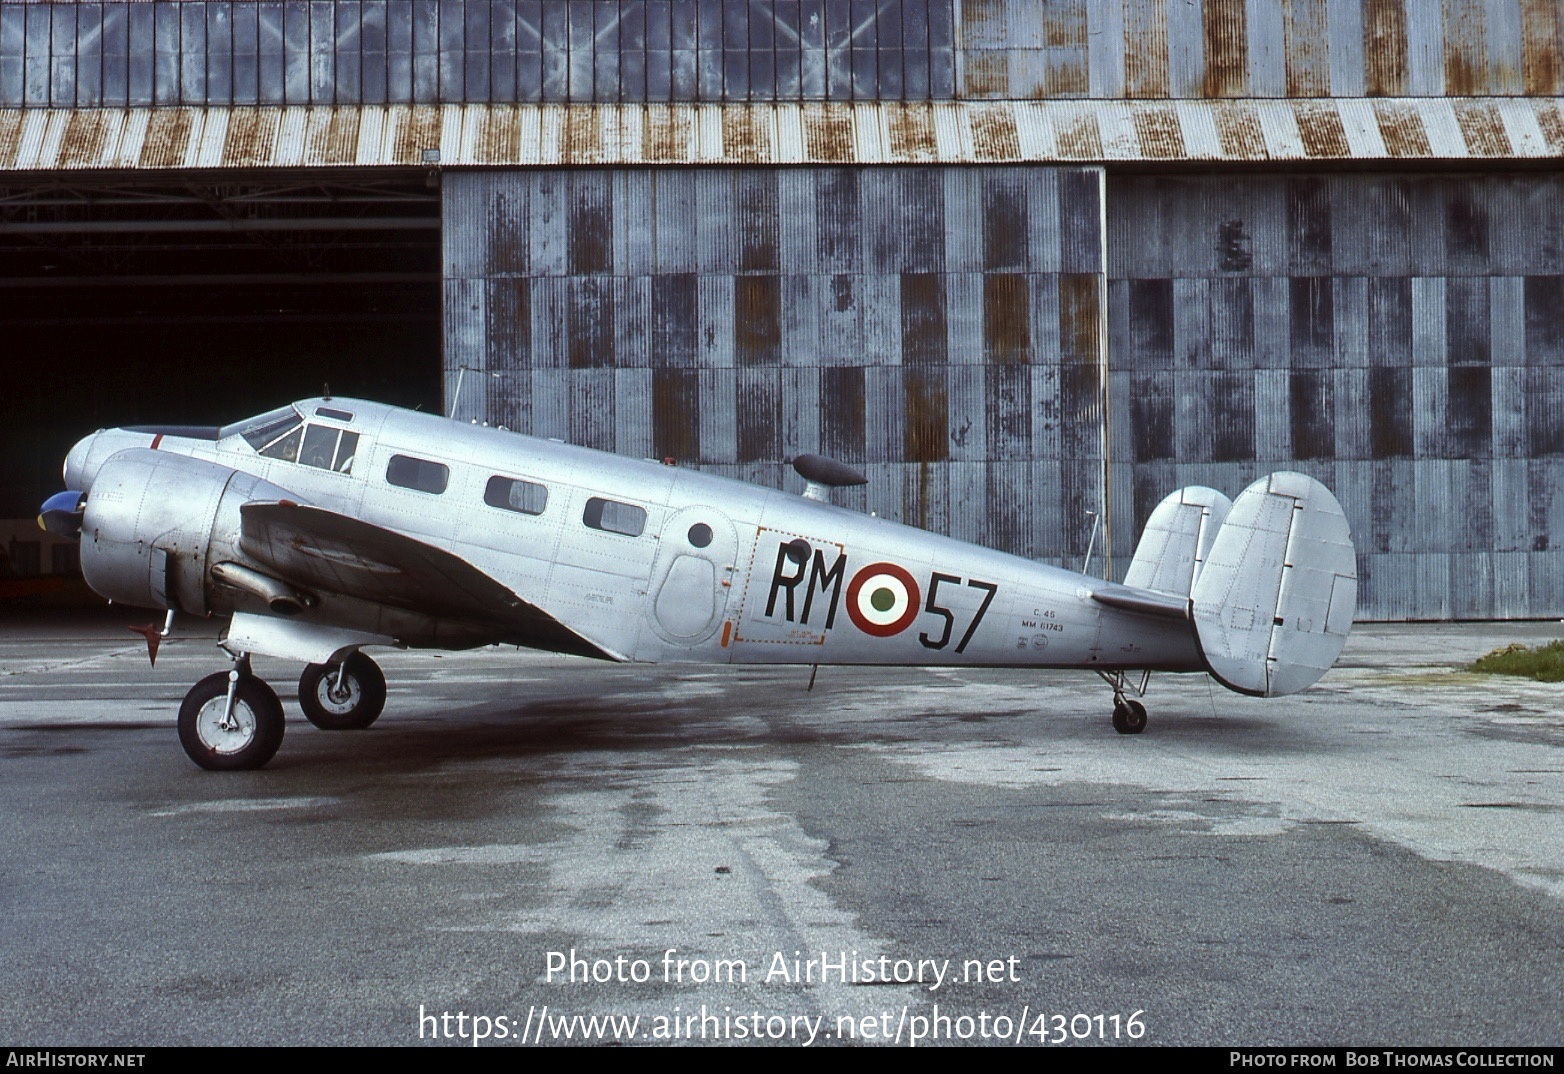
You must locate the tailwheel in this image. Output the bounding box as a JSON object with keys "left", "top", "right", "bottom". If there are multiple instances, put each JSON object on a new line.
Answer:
{"left": 1112, "top": 698, "right": 1148, "bottom": 735}
{"left": 1097, "top": 669, "right": 1151, "bottom": 735}
{"left": 298, "top": 652, "right": 387, "bottom": 731}
{"left": 178, "top": 666, "right": 285, "bottom": 770}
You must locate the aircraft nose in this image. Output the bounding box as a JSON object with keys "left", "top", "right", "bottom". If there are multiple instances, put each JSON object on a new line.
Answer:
{"left": 63, "top": 433, "right": 97, "bottom": 492}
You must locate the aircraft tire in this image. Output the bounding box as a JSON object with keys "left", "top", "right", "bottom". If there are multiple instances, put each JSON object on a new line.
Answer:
{"left": 178, "top": 672, "right": 286, "bottom": 771}
{"left": 298, "top": 653, "right": 387, "bottom": 731}
{"left": 1112, "top": 699, "right": 1148, "bottom": 735}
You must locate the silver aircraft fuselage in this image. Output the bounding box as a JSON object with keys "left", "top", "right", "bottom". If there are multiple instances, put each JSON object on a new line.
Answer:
{"left": 65, "top": 398, "right": 1203, "bottom": 674}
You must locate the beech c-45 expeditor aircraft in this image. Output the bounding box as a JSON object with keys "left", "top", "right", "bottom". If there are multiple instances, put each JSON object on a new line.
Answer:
{"left": 39, "top": 398, "right": 1357, "bottom": 771}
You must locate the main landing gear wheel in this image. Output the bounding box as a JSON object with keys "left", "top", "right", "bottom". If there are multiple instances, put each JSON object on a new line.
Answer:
{"left": 298, "top": 652, "right": 387, "bottom": 731}
{"left": 178, "top": 671, "right": 285, "bottom": 770}
{"left": 1112, "top": 698, "right": 1148, "bottom": 735}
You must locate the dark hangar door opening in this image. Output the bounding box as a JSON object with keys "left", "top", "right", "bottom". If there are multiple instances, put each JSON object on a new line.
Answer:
{"left": 0, "top": 172, "right": 442, "bottom": 521}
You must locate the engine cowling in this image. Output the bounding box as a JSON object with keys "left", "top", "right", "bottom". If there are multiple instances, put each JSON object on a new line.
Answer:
{"left": 80, "top": 449, "right": 298, "bottom": 614}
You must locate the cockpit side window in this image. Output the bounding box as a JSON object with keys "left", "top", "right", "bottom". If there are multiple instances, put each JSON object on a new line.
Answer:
{"left": 333, "top": 431, "right": 359, "bottom": 473}
{"left": 300, "top": 425, "right": 340, "bottom": 470}
{"left": 257, "top": 425, "right": 303, "bottom": 462}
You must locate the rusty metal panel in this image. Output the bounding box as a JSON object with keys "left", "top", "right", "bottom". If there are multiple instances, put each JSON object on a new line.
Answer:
{"left": 1520, "top": 0, "right": 1563, "bottom": 94}
{"left": 485, "top": 277, "right": 532, "bottom": 371}
{"left": 1057, "top": 166, "right": 1103, "bottom": 273}
{"left": 1284, "top": 0, "right": 1332, "bottom": 96}
{"left": 1122, "top": 0, "right": 1170, "bottom": 98}
{"left": 1294, "top": 101, "right": 1349, "bottom": 157}
{"left": 1453, "top": 99, "right": 1512, "bottom": 156}
{"left": 1443, "top": 0, "right": 1489, "bottom": 95}
{"left": 0, "top": 110, "right": 20, "bottom": 169}
{"left": 565, "top": 277, "right": 616, "bottom": 368}
{"left": 1362, "top": 0, "right": 1410, "bottom": 96}
{"left": 1196, "top": 0, "right": 1247, "bottom": 97}
{"left": 26, "top": 99, "right": 1564, "bottom": 166}
{"left": 1126, "top": 104, "right": 1181, "bottom": 159}
{"left": 1211, "top": 100, "right": 1267, "bottom": 158}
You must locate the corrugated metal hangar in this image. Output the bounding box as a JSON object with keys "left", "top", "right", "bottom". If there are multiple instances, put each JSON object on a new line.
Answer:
{"left": 2, "top": 0, "right": 1562, "bottom": 620}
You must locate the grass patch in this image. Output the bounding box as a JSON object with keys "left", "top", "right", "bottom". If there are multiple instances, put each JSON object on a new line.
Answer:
{"left": 1470, "top": 641, "right": 1564, "bottom": 683}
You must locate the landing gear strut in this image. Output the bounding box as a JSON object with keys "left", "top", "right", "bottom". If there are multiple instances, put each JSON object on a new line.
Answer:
{"left": 177, "top": 654, "right": 285, "bottom": 770}
{"left": 298, "top": 652, "right": 387, "bottom": 731}
{"left": 1097, "top": 669, "right": 1151, "bottom": 735}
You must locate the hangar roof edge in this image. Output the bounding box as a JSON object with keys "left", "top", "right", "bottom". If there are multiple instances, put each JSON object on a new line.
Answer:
{"left": 1, "top": 99, "right": 1561, "bottom": 172}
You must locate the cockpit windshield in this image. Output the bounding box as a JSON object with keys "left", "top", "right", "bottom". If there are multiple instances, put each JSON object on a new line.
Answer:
{"left": 226, "top": 406, "right": 302, "bottom": 451}
{"left": 222, "top": 405, "right": 358, "bottom": 474}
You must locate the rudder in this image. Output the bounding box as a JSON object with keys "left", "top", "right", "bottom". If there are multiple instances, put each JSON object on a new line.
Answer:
{"left": 1124, "top": 486, "right": 1232, "bottom": 598}
{"left": 1189, "top": 472, "right": 1357, "bottom": 697}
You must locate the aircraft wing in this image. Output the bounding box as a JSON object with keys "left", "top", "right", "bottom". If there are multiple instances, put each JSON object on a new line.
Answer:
{"left": 238, "top": 501, "right": 614, "bottom": 660}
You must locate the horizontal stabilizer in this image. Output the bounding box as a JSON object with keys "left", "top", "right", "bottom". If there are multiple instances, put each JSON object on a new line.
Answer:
{"left": 1090, "top": 583, "right": 1190, "bottom": 621}
{"left": 1124, "top": 486, "right": 1232, "bottom": 598}
{"left": 1190, "top": 473, "right": 1357, "bottom": 697}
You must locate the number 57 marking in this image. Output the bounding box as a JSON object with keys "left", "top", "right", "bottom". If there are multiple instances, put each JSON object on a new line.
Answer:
{"left": 919, "top": 574, "right": 999, "bottom": 654}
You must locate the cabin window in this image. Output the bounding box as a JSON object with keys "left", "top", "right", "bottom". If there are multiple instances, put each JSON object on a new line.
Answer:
{"left": 484, "top": 476, "right": 548, "bottom": 516}
{"left": 386, "top": 454, "right": 449, "bottom": 494}
{"left": 315, "top": 406, "right": 355, "bottom": 423}
{"left": 583, "top": 497, "right": 646, "bottom": 537}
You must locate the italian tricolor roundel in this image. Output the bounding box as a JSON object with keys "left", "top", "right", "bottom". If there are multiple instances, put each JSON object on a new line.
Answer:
{"left": 846, "top": 562, "right": 922, "bottom": 637}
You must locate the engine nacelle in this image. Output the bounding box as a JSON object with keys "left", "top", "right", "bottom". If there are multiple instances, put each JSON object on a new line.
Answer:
{"left": 80, "top": 449, "right": 297, "bottom": 614}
